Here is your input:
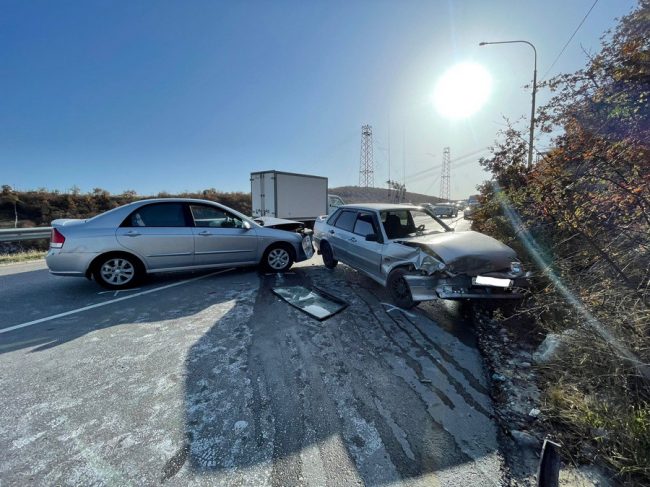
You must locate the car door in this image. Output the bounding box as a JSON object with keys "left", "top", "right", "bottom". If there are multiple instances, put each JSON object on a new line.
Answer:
{"left": 189, "top": 204, "right": 259, "bottom": 266}
{"left": 327, "top": 209, "right": 358, "bottom": 264}
{"left": 347, "top": 211, "right": 384, "bottom": 278}
{"left": 116, "top": 202, "right": 194, "bottom": 270}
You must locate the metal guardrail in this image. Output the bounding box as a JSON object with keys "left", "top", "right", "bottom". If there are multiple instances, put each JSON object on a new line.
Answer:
{"left": 0, "top": 227, "right": 52, "bottom": 242}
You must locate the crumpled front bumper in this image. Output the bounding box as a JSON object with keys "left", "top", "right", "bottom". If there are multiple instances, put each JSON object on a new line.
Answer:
{"left": 296, "top": 235, "right": 315, "bottom": 262}
{"left": 404, "top": 273, "right": 530, "bottom": 301}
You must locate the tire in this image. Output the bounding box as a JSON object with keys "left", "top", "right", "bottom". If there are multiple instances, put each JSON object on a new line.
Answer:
{"left": 93, "top": 253, "right": 143, "bottom": 289}
{"left": 320, "top": 241, "right": 338, "bottom": 269}
{"left": 263, "top": 244, "right": 294, "bottom": 272}
{"left": 387, "top": 268, "right": 418, "bottom": 309}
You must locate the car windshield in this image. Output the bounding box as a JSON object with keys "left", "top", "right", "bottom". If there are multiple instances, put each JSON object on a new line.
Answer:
{"left": 380, "top": 209, "right": 448, "bottom": 239}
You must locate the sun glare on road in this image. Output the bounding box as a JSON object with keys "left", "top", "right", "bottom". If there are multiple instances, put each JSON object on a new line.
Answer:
{"left": 433, "top": 62, "right": 492, "bottom": 119}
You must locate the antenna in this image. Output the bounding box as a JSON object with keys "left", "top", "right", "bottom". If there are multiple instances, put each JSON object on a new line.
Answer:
{"left": 359, "top": 124, "right": 374, "bottom": 187}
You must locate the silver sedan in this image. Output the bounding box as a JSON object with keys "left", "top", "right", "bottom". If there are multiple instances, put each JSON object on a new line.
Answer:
{"left": 313, "top": 203, "right": 528, "bottom": 308}
{"left": 46, "top": 198, "right": 314, "bottom": 289}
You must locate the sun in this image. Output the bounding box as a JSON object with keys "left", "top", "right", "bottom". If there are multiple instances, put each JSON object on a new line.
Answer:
{"left": 433, "top": 62, "right": 492, "bottom": 119}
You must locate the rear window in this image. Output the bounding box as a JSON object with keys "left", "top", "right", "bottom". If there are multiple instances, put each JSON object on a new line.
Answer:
{"left": 123, "top": 203, "right": 187, "bottom": 227}
{"left": 334, "top": 210, "right": 357, "bottom": 232}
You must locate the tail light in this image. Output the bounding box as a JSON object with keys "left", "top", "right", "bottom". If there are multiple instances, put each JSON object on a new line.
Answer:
{"left": 50, "top": 228, "right": 66, "bottom": 248}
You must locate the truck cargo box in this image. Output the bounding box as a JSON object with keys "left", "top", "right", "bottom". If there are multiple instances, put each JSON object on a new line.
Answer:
{"left": 251, "top": 170, "right": 328, "bottom": 223}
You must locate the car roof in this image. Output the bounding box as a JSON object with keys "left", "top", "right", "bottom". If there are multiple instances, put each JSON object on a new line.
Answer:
{"left": 338, "top": 203, "right": 423, "bottom": 211}
{"left": 86, "top": 197, "right": 250, "bottom": 227}
{"left": 126, "top": 198, "right": 224, "bottom": 205}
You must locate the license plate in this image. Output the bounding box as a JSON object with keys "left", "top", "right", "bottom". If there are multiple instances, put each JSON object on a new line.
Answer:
{"left": 473, "top": 275, "right": 513, "bottom": 288}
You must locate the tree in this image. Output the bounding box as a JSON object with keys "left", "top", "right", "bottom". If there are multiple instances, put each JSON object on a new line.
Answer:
{"left": 1, "top": 185, "right": 20, "bottom": 227}
{"left": 474, "top": 2, "right": 650, "bottom": 481}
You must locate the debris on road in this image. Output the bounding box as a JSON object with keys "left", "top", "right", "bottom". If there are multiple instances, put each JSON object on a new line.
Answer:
{"left": 272, "top": 285, "right": 348, "bottom": 320}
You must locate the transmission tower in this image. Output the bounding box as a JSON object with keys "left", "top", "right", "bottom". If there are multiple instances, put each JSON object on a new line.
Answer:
{"left": 359, "top": 125, "right": 374, "bottom": 188}
{"left": 439, "top": 147, "right": 451, "bottom": 202}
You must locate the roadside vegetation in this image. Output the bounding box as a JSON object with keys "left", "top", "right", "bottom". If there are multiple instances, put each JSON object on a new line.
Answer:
{"left": 472, "top": 2, "right": 649, "bottom": 483}
{"left": 0, "top": 249, "right": 46, "bottom": 265}
{"left": 0, "top": 187, "right": 251, "bottom": 228}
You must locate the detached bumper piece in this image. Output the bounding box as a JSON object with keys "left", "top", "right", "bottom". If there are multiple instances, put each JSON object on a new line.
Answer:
{"left": 404, "top": 275, "right": 525, "bottom": 301}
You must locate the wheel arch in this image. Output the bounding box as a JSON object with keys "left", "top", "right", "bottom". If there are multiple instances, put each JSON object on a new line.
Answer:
{"left": 382, "top": 261, "right": 418, "bottom": 285}
{"left": 86, "top": 250, "right": 147, "bottom": 279}
{"left": 260, "top": 240, "right": 297, "bottom": 262}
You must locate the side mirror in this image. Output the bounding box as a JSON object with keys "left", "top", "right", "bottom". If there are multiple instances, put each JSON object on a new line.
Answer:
{"left": 365, "top": 233, "right": 379, "bottom": 242}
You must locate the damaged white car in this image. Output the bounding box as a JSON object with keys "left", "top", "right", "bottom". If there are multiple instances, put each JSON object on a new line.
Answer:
{"left": 313, "top": 203, "right": 529, "bottom": 308}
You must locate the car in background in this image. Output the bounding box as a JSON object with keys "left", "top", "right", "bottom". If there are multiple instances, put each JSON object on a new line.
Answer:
{"left": 427, "top": 203, "right": 457, "bottom": 218}
{"left": 464, "top": 203, "right": 479, "bottom": 220}
{"left": 313, "top": 203, "right": 528, "bottom": 308}
{"left": 46, "top": 199, "right": 314, "bottom": 289}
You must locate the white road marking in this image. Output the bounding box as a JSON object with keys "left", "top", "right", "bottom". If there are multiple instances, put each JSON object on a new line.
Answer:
{"left": 0, "top": 268, "right": 235, "bottom": 335}
{"left": 97, "top": 288, "right": 141, "bottom": 297}
{"left": 381, "top": 303, "right": 417, "bottom": 318}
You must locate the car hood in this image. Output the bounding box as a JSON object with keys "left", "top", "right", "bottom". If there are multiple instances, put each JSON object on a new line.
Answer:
{"left": 397, "top": 230, "right": 517, "bottom": 274}
{"left": 253, "top": 216, "right": 303, "bottom": 229}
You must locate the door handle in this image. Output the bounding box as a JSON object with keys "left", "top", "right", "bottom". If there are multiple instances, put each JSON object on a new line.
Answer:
{"left": 126, "top": 231, "right": 140, "bottom": 237}
{"left": 198, "top": 230, "right": 211, "bottom": 236}
{"left": 348, "top": 237, "right": 357, "bottom": 243}
{"left": 328, "top": 230, "right": 335, "bottom": 235}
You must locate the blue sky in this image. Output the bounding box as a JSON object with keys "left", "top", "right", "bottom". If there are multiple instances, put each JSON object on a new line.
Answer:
{"left": 0, "top": 0, "right": 638, "bottom": 199}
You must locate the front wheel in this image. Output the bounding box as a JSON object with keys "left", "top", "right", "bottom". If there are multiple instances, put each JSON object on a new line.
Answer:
{"left": 263, "top": 245, "right": 294, "bottom": 272}
{"left": 387, "top": 268, "right": 418, "bottom": 309}
{"left": 94, "top": 254, "right": 143, "bottom": 289}
{"left": 320, "top": 241, "right": 338, "bottom": 269}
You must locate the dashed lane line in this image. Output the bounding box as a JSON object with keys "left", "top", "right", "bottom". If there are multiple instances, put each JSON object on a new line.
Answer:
{"left": 0, "top": 268, "right": 235, "bottom": 335}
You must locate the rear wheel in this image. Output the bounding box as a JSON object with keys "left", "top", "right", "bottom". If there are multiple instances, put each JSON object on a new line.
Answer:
{"left": 263, "top": 244, "right": 294, "bottom": 272}
{"left": 387, "top": 268, "right": 418, "bottom": 309}
{"left": 93, "top": 254, "right": 143, "bottom": 289}
{"left": 320, "top": 241, "right": 338, "bottom": 269}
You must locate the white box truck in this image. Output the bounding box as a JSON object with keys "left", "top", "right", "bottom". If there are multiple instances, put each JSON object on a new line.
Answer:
{"left": 251, "top": 170, "right": 329, "bottom": 225}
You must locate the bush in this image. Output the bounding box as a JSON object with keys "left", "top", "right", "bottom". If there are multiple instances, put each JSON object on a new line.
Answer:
{"left": 473, "top": 1, "right": 650, "bottom": 482}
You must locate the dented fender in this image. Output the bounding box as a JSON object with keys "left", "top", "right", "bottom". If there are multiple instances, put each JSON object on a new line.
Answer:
{"left": 381, "top": 241, "right": 447, "bottom": 279}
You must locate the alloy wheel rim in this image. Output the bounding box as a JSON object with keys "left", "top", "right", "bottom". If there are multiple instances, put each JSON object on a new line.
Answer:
{"left": 268, "top": 248, "right": 290, "bottom": 270}
{"left": 100, "top": 258, "right": 135, "bottom": 285}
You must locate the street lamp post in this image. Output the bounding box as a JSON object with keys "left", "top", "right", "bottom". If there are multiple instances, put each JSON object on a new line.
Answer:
{"left": 479, "top": 40, "right": 537, "bottom": 169}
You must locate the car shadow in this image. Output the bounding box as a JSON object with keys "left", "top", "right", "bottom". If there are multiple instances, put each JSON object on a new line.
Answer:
{"left": 0, "top": 267, "right": 249, "bottom": 355}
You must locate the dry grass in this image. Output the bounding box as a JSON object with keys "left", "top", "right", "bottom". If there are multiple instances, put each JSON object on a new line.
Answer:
{"left": 0, "top": 249, "right": 46, "bottom": 265}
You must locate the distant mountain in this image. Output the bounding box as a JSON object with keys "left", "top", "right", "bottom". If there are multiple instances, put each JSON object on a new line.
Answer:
{"left": 329, "top": 186, "right": 446, "bottom": 205}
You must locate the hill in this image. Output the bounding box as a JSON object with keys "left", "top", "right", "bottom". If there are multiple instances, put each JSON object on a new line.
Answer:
{"left": 330, "top": 186, "right": 445, "bottom": 205}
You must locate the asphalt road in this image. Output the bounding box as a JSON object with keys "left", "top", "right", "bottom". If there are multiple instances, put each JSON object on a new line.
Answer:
{"left": 0, "top": 216, "right": 506, "bottom": 486}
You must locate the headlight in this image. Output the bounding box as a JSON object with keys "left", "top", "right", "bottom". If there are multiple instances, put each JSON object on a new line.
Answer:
{"left": 510, "top": 262, "right": 523, "bottom": 274}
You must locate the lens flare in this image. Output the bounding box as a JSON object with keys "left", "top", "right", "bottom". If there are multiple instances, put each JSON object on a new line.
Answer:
{"left": 433, "top": 62, "right": 492, "bottom": 119}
